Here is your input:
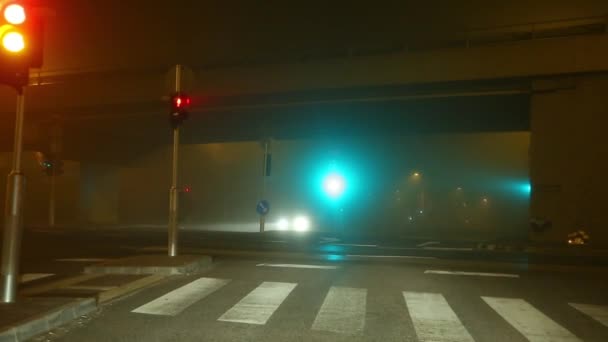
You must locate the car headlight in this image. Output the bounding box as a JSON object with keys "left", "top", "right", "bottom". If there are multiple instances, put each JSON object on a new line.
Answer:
{"left": 276, "top": 218, "right": 289, "bottom": 231}
{"left": 293, "top": 216, "right": 310, "bottom": 232}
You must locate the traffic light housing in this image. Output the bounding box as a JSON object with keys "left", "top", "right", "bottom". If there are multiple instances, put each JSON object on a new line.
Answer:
{"left": 37, "top": 153, "right": 63, "bottom": 177}
{"left": 169, "top": 92, "right": 191, "bottom": 127}
{"left": 0, "top": 1, "right": 44, "bottom": 89}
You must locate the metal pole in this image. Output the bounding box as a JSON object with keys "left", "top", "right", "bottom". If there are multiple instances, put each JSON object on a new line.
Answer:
{"left": 168, "top": 65, "right": 182, "bottom": 257}
{"left": 259, "top": 140, "right": 270, "bottom": 233}
{"left": 1, "top": 90, "right": 27, "bottom": 303}
{"left": 49, "top": 171, "right": 56, "bottom": 227}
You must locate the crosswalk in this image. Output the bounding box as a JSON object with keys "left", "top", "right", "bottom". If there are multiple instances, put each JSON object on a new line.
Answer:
{"left": 130, "top": 276, "right": 608, "bottom": 341}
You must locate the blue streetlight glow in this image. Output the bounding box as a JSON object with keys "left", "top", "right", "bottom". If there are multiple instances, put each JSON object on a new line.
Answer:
{"left": 323, "top": 173, "right": 346, "bottom": 198}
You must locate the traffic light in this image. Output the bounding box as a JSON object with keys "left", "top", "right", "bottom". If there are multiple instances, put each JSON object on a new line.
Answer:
{"left": 169, "top": 92, "right": 191, "bottom": 127}
{"left": 0, "top": 1, "right": 44, "bottom": 88}
{"left": 36, "top": 152, "right": 63, "bottom": 177}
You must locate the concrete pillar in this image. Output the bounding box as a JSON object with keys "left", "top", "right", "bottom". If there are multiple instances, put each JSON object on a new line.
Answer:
{"left": 529, "top": 75, "right": 608, "bottom": 245}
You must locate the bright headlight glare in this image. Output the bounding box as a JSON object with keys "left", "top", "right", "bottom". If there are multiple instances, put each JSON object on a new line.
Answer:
{"left": 293, "top": 216, "right": 310, "bottom": 232}
{"left": 276, "top": 218, "right": 289, "bottom": 231}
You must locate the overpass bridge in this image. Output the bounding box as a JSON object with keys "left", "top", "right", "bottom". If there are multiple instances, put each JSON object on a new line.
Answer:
{"left": 0, "top": 1, "right": 606, "bottom": 244}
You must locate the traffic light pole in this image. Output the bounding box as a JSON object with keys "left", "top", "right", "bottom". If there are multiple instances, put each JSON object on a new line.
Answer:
{"left": 48, "top": 170, "right": 56, "bottom": 227}
{"left": 168, "top": 65, "right": 182, "bottom": 257}
{"left": 1, "top": 89, "right": 26, "bottom": 303}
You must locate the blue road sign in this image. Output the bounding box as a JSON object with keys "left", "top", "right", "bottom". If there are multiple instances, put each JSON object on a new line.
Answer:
{"left": 256, "top": 200, "right": 270, "bottom": 216}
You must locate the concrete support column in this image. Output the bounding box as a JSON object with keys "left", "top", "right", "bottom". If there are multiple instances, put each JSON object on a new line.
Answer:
{"left": 529, "top": 76, "right": 608, "bottom": 245}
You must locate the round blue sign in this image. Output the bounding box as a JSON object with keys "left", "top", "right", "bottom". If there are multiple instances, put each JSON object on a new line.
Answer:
{"left": 256, "top": 200, "right": 270, "bottom": 216}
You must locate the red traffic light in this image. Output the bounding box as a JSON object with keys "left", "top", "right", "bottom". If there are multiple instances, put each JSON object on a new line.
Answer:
{"left": 172, "top": 94, "right": 191, "bottom": 109}
{"left": 183, "top": 186, "right": 192, "bottom": 193}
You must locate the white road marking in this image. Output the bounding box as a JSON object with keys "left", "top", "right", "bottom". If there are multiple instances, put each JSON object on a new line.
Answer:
{"left": 20, "top": 273, "right": 54, "bottom": 283}
{"left": 312, "top": 286, "right": 367, "bottom": 335}
{"left": 347, "top": 254, "right": 437, "bottom": 259}
{"left": 55, "top": 258, "right": 107, "bottom": 262}
{"left": 569, "top": 303, "right": 608, "bottom": 328}
{"left": 64, "top": 285, "right": 117, "bottom": 291}
{"left": 132, "top": 277, "right": 229, "bottom": 316}
{"left": 256, "top": 263, "right": 339, "bottom": 269}
{"left": 482, "top": 297, "right": 581, "bottom": 342}
{"left": 417, "top": 241, "right": 440, "bottom": 247}
{"left": 425, "top": 270, "right": 520, "bottom": 278}
{"left": 334, "top": 243, "right": 377, "bottom": 247}
{"left": 423, "top": 247, "right": 474, "bottom": 251}
{"left": 404, "top": 292, "right": 474, "bottom": 342}
{"left": 218, "top": 281, "right": 296, "bottom": 325}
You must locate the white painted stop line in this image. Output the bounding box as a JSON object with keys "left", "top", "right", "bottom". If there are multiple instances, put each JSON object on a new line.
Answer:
{"left": 483, "top": 297, "right": 581, "bottom": 342}
{"left": 312, "top": 287, "right": 367, "bottom": 335}
{"left": 425, "top": 270, "right": 520, "bottom": 278}
{"left": 133, "top": 277, "right": 229, "bottom": 316}
{"left": 256, "top": 263, "right": 339, "bottom": 269}
{"left": 218, "top": 282, "right": 296, "bottom": 325}
{"left": 569, "top": 303, "right": 608, "bottom": 328}
{"left": 404, "top": 292, "right": 475, "bottom": 342}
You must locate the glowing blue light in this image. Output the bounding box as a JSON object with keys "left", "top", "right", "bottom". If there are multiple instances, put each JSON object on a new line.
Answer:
{"left": 323, "top": 173, "right": 346, "bottom": 198}
{"left": 325, "top": 254, "right": 344, "bottom": 261}
{"left": 522, "top": 183, "right": 532, "bottom": 195}
{"left": 319, "top": 244, "right": 345, "bottom": 254}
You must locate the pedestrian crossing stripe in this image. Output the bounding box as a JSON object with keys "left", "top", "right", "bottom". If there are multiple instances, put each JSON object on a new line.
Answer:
{"left": 569, "top": 303, "right": 608, "bottom": 328}
{"left": 404, "top": 291, "right": 474, "bottom": 342}
{"left": 130, "top": 276, "right": 604, "bottom": 340}
{"left": 482, "top": 297, "right": 581, "bottom": 342}
{"left": 218, "top": 281, "right": 297, "bottom": 325}
{"left": 132, "top": 277, "right": 230, "bottom": 316}
{"left": 312, "top": 286, "right": 367, "bottom": 335}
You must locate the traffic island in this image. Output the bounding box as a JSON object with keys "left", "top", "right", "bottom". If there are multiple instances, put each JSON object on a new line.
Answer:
{"left": 0, "top": 297, "right": 96, "bottom": 342}
{"left": 83, "top": 254, "right": 213, "bottom": 275}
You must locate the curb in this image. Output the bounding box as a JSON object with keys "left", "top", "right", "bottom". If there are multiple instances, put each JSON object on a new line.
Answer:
{"left": 0, "top": 298, "right": 97, "bottom": 342}
{"left": 97, "top": 274, "right": 166, "bottom": 304}
{"left": 84, "top": 256, "right": 213, "bottom": 276}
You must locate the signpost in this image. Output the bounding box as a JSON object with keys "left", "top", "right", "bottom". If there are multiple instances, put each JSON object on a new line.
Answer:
{"left": 257, "top": 200, "right": 270, "bottom": 232}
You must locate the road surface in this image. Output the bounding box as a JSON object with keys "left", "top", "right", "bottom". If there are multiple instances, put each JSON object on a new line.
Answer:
{"left": 28, "top": 257, "right": 608, "bottom": 342}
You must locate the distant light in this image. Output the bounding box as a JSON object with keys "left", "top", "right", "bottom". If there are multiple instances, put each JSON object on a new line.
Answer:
{"left": 4, "top": 4, "right": 26, "bottom": 25}
{"left": 2, "top": 31, "right": 25, "bottom": 52}
{"left": 276, "top": 218, "right": 289, "bottom": 231}
{"left": 183, "top": 186, "right": 192, "bottom": 193}
{"left": 325, "top": 254, "right": 344, "bottom": 261}
{"left": 323, "top": 173, "right": 346, "bottom": 198}
{"left": 408, "top": 216, "right": 413, "bottom": 221}
{"left": 522, "top": 183, "right": 532, "bottom": 195}
{"left": 456, "top": 187, "right": 463, "bottom": 191}
{"left": 293, "top": 216, "right": 310, "bottom": 232}
{"left": 412, "top": 172, "right": 420, "bottom": 177}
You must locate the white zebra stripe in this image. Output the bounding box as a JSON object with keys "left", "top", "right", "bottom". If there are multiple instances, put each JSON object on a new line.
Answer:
{"left": 483, "top": 297, "right": 580, "bottom": 342}
{"left": 569, "top": 303, "right": 608, "bottom": 328}
{"left": 312, "top": 286, "right": 367, "bottom": 335}
{"left": 132, "top": 277, "right": 229, "bottom": 316}
{"left": 218, "top": 282, "right": 296, "bottom": 325}
{"left": 403, "top": 292, "right": 474, "bottom": 342}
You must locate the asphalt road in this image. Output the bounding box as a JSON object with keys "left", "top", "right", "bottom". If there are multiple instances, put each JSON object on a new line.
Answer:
{"left": 17, "top": 227, "right": 608, "bottom": 278}
{"left": 30, "top": 257, "right": 608, "bottom": 342}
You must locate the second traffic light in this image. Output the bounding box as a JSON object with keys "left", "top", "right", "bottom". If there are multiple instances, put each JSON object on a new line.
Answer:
{"left": 169, "top": 92, "right": 191, "bottom": 127}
